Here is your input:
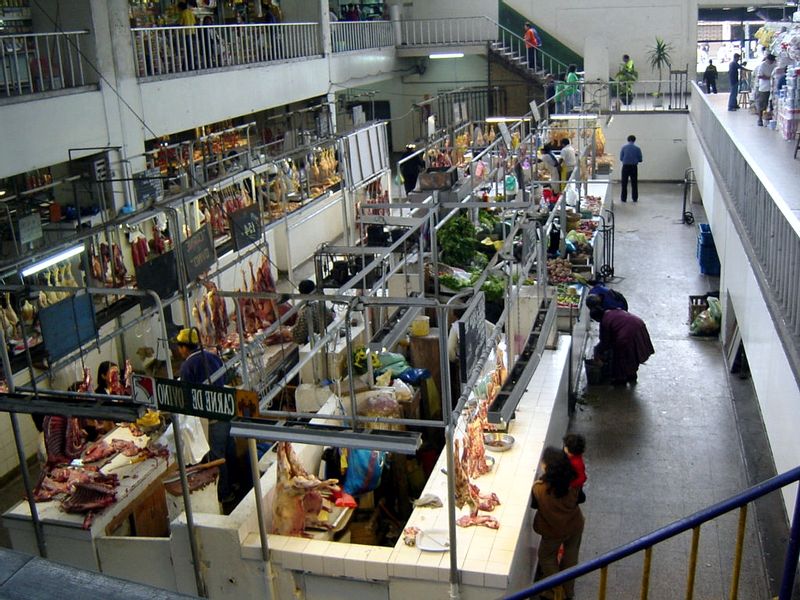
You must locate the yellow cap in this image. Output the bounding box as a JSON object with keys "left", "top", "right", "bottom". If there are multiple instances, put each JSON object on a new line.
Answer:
{"left": 175, "top": 328, "right": 199, "bottom": 345}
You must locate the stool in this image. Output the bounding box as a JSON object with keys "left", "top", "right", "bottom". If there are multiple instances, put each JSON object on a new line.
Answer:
{"left": 738, "top": 90, "right": 750, "bottom": 108}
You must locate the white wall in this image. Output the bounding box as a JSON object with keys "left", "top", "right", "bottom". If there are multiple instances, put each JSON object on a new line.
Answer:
{"left": 606, "top": 113, "right": 690, "bottom": 181}
{"left": 397, "top": 0, "right": 497, "bottom": 22}
{"left": 505, "top": 0, "right": 698, "bottom": 80}
{"left": 687, "top": 118, "right": 800, "bottom": 515}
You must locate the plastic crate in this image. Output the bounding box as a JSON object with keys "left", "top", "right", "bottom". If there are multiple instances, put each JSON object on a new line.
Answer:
{"left": 698, "top": 223, "right": 715, "bottom": 247}
{"left": 689, "top": 295, "right": 709, "bottom": 323}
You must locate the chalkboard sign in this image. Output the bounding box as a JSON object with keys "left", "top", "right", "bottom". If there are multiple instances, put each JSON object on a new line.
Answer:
{"left": 229, "top": 204, "right": 261, "bottom": 251}
{"left": 181, "top": 224, "right": 216, "bottom": 282}
{"left": 133, "top": 168, "right": 164, "bottom": 206}
{"left": 458, "top": 291, "right": 487, "bottom": 383}
{"left": 135, "top": 249, "right": 179, "bottom": 309}
{"left": 39, "top": 293, "right": 97, "bottom": 362}
{"left": 18, "top": 213, "right": 43, "bottom": 245}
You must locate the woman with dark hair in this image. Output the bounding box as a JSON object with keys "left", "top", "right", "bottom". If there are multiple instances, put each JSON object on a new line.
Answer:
{"left": 95, "top": 361, "right": 119, "bottom": 395}
{"left": 531, "top": 446, "right": 584, "bottom": 600}
{"left": 591, "top": 307, "right": 654, "bottom": 385}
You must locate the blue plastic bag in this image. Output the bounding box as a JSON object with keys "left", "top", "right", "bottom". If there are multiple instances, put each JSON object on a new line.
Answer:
{"left": 397, "top": 368, "right": 430, "bottom": 385}
{"left": 343, "top": 449, "right": 387, "bottom": 496}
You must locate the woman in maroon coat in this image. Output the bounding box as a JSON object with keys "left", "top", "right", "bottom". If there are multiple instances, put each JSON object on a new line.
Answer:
{"left": 591, "top": 307, "right": 654, "bottom": 384}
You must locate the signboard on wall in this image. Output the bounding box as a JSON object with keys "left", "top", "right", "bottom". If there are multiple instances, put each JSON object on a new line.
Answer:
{"left": 154, "top": 377, "right": 237, "bottom": 421}
{"left": 458, "top": 291, "right": 487, "bottom": 383}
{"left": 133, "top": 168, "right": 164, "bottom": 206}
{"left": 39, "top": 293, "right": 97, "bottom": 362}
{"left": 18, "top": 213, "right": 43, "bottom": 245}
{"left": 181, "top": 224, "right": 216, "bottom": 282}
{"left": 229, "top": 204, "right": 261, "bottom": 251}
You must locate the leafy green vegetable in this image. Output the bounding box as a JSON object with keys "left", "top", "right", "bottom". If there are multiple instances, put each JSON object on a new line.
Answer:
{"left": 438, "top": 214, "right": 477, "bottom": 268}
{"left": 481, "top": 273, "right": 506, "bottom": 303}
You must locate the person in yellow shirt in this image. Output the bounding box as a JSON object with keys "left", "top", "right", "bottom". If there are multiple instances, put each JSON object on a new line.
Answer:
{"left": 177, "top": 2, "right": 196, "bottom": 28}
{"left": 175, "top": 2, "right": 197, "bottom": 70}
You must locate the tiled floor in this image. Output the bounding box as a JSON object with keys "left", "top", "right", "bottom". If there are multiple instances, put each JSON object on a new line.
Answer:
{"left": 570, "top": 182, "right": 779, "bottom": 599}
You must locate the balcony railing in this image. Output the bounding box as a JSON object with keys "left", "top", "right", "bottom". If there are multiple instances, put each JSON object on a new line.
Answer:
{"left": 397, "top": 16, "right": 495, "bottom": 46}
{"left": 690, "top": 84, "right": 800, "bottom": 376}
{"left": 0, "top": 31, "right": 91, "bottom": 97}
{"left": 131, "top": 23, "right": 321, "bottom": 78}
{"left": 330, "top": 20, "right": 393, "bottom": 53}
{"left": 506, "top": 465, "right": 800, "bottom": 600}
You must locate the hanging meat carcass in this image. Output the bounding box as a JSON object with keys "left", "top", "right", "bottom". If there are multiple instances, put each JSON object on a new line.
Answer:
{"left": 271, "top": 442, "right": 339, "bottom": 537}
{"left": 453, "top": 438, "right": 501, "bottom": 527}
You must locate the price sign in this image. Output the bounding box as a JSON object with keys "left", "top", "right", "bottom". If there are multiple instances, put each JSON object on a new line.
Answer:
{"left": 154, "top": 377, "right": 237, "bottom": 421}
{"left": 18, "top": 213, "right": 42, "bottom": 245}
{"left": 458, "top": 291, "right": 487, "bottom": 383}
{"left": 229, "top": 204, "right": 261, "bottom": 251}
{"left": 133, "top": 168, "right": 164, "bottom": 206}
{"left": 181, "top": 224, "right": 216, "bottom": 282}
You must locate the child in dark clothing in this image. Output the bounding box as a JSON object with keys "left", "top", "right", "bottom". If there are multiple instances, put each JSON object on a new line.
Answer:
{"left": 563, "top": 433, "right": 587, "bottom": 502}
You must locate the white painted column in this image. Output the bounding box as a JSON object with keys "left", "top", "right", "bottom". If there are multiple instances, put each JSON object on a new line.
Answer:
{"left": 583, "top": 35, "right": 610, "bottom": 112}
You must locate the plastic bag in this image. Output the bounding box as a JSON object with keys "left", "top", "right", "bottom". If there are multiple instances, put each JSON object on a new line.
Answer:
{"left": 707, "top": 297, "right": 722, "bottom": 322}
{"left": 690, "top": 308, "right": 720, "bottom": 336}
{"left": 392, "top": 378, "right": 413, "bottom": 401}
{"left": 342, "top": 449, "right": 387, "bottom": 495}
{"left": 162, "top": 415, "right": 210, "bottom": 464}
{"left": 397, "top": 367, "right": 430, "bottom": 385}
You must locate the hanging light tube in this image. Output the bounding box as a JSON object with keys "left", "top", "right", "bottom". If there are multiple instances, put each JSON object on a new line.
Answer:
{"left": 20, "top": 243, "right": 85, "bottom": 278}
{"left": 429, "top": 52, "right": 464, "bottom": 59}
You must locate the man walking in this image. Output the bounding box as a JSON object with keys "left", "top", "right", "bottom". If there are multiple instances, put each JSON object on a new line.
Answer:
{"left": 753, "top": 53, "right": 776, "bottom": 126}
{"left": 619, "top": 134, "right": 643, "bottom": 203}
{"left": 703, "top": 60, "right": 718, "bottom": 93}
{"left": 523, "top": 22, "right": 541, "bottom": 71}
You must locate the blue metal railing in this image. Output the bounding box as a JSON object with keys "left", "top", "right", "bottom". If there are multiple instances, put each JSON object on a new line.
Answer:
{"left": 505, "top": 465, "right": 800, "bottom": 599}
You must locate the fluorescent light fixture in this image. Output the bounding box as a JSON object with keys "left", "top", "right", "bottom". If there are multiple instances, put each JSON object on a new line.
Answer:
{"left": 21, "top": 243, "right": 85, "bottom": 278}
{"left": 429, "top": 52, "right": 464, "bottom": 59}
{"left": 230, "top": 421, "right": 423, "bottom": 455}
{"left": 485, "top": 116, "right": 525, "bottom": 123}
{"left": 549, "top": 114, "right": 599, "bottom": 120}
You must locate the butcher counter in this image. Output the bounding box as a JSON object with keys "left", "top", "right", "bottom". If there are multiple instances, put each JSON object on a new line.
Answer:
{"left": 162, "top": 335, "right": 572, "bottom": 599}
{"left": 2, "top": 426, "right": 172, "bottom": 585}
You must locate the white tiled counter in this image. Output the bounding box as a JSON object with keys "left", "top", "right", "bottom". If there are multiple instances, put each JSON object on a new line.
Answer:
{"left": 223, "top": 336, "right": 572, "bottom": 600}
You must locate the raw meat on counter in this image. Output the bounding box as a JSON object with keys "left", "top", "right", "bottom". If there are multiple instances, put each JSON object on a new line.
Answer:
{"left": 271, "top": 442, "right": 340, "bottom": 537}
{"left": 403, "top": 526, "right": 420, "bottom": 546}
{"left": 111, "top": 438, "right": 140, "bottom": 457}
{"left": 456, "top": 514, "right": 500, "bottom": 529}
{"left": 83, "top": 440, "right": 115, "bottom": 463}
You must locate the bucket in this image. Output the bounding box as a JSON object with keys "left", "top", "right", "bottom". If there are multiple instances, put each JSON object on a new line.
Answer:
{"left": 410, "top": 315, "right": 430, "bottom": 337}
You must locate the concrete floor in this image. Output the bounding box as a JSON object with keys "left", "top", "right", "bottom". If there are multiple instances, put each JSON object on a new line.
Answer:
{"left": 570, "top": 182, "right": 780, "bottom": 599}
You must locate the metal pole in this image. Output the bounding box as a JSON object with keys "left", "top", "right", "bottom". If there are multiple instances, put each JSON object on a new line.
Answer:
{"left": 0, "top": 326, "right": 47, "bottom": 558}
{"left": 437, "top": 305, "right": 460, "bottom": 600}
{"left": 236, "top": 299, "right": 276, "bottom": 598}
{"left": 150, "top": 291, "right": 207, "bottom": 598}
{"left": 778, "top": 483, "right": 800, "bottom": 600}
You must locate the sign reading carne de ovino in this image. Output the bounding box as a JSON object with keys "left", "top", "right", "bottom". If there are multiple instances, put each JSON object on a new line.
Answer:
{"left": 458, "top": 291, "right": 486, "bottom": 383}
{"left": 229, "top": 204, "right": 261, "bottom": 251}
{"left": 181, "top": 224, "right": 216, "bottom": 282}
{"left": 153, "top": 377, "right": 236, "bottom": 421}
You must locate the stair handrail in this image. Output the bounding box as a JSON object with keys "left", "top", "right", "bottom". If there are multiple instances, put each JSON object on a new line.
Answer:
{"left": 482, "top": 16, "right": 569, "bottom": 75}
{"left": 504, "top": 464, "right": 800, "bottom": 599}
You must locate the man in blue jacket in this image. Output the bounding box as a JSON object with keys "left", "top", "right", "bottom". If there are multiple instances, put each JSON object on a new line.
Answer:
{"left": 619, "top": 134, "right": 643, "bottom": 203}
{"left": 728, "top": 53, "right": 747, "bottom": 111}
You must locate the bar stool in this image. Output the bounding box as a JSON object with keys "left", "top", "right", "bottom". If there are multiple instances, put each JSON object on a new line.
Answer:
{"left": 738, "top": 89, "right": 750, "bottom": 109}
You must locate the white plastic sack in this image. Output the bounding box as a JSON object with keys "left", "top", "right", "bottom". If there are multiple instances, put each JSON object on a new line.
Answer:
{"left": 162, "top": 415, "right": 210, "bottom": 464}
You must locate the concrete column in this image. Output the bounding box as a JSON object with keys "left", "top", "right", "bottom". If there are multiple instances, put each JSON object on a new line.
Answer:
{"left": 92, "top": 0, "right": 148, "bottom": 211}
{"left": 327, "top": 92, "right": 338, "bottom": 134}
{"left": 584, "top": 35, "right": 610, "bottom": 112}
{"left": 319, "top": 0, "right": 332, "bottom": 56}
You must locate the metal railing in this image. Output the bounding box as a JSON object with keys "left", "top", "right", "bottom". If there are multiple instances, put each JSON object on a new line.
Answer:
{"left": 131, "top": 23, "right": 320, "bottom": 78}
{"left": 489, "top": 18, "right": 567, "bottom": 77}
{"left": 397, "top": 16, "right": 495, "bottom": 46}
{"left": 560, "top": 79, "right": 689, "bottom": 114}
{"left": 330, "top": 20, "right": 394, "bottom": 53}
{"left": 506, "top": 465, "right": 800, "bottom": 600}
{"left": 691, "top": 84, "right": 800, "bottom": 380}
{"left": 0, "top": 31, "right": 90, "bottom": 97}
